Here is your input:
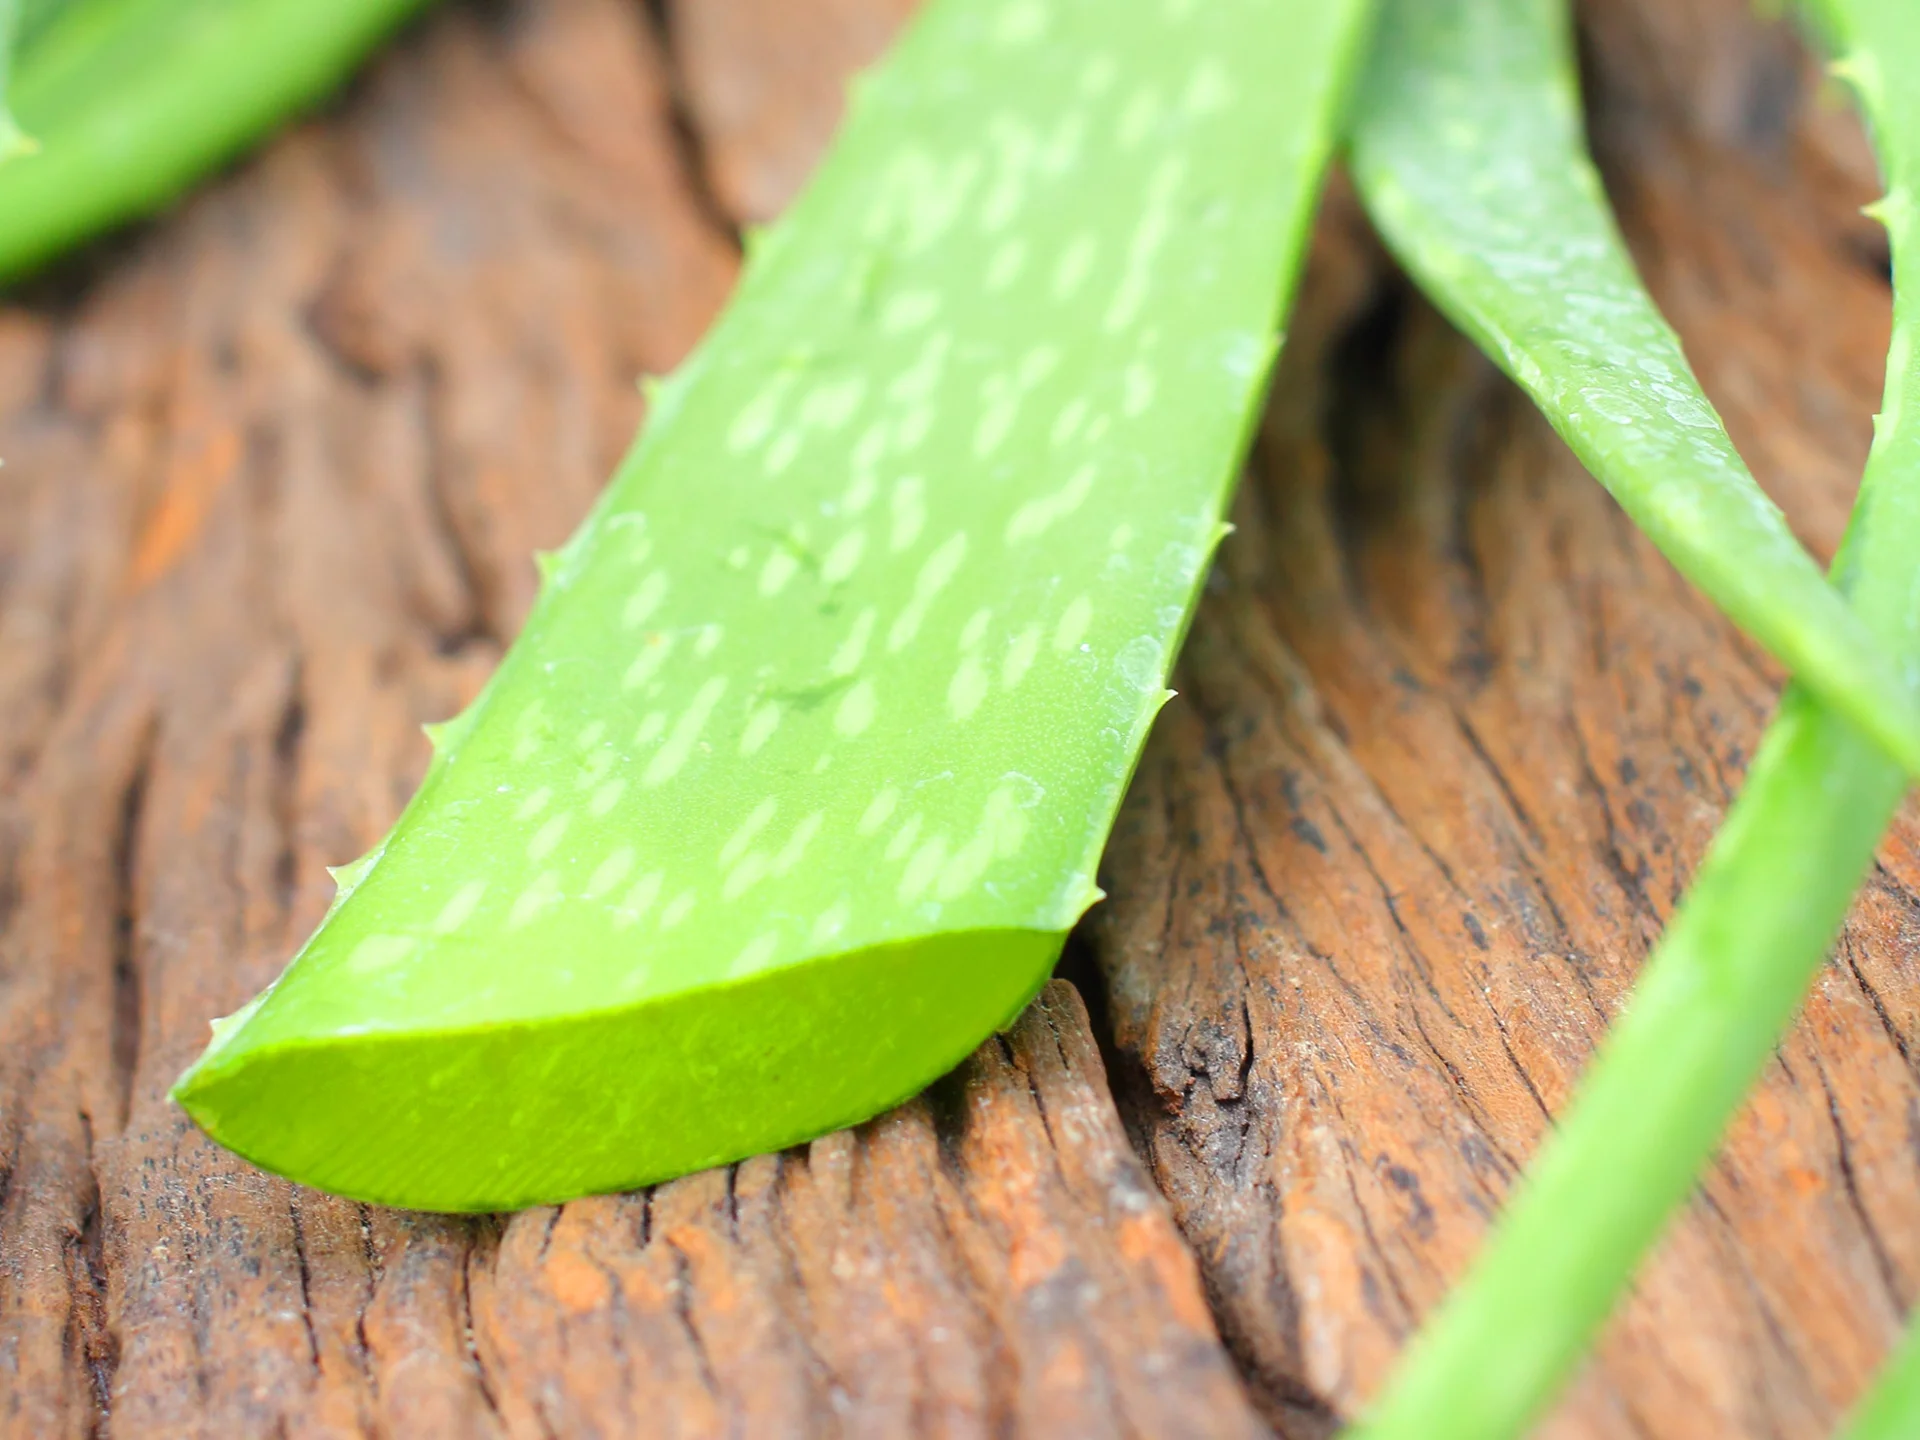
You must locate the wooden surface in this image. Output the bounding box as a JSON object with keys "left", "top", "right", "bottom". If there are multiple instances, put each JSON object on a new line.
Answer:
{"left": 1, "top": 0, "right": 1916, "bottom": 1435}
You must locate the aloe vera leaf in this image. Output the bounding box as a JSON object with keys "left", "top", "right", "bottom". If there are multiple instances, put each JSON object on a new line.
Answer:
{"left": 0, "top": 0, "right": 75, "bottom": 159}
{"left": 1845, "top": 1307, "right": 1920, "bottom": 1440}
{"left": 1349, "top": 7, "right": 1920, "bottom": 1438}
{"left": 0, "top": 0, "right": 429, "bottom": 282}
{"left": 1347, "top": 0, "right": 1920, "bottom": 779}
{"left": 171, "top": 0, "right": 1379, "bottom": 1213}
{"left": 0, "top": 0, "right": 30, "bottom": 162}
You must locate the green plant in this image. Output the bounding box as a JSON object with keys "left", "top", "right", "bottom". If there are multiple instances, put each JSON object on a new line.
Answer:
{"left": 1349, "top": 0, "right": 1920, "bottom": 783}
{"left": 1835, "top": 1313, "right": 1920, "bottom": 1440}
{"left": 0, "top": 0, "right": 427, "bottom": 280}
{"left": 1845, "top": 1310, "right": 1920, "bottom": 1440}
{"left": 1, "top": 0, "right": 27, "bottom": 159}
{"left": 170, "top": 0, "right": 1379, "bottom": 1213}
{"left": 1347, "top": 0, "right": 1920, "bottom": 1434}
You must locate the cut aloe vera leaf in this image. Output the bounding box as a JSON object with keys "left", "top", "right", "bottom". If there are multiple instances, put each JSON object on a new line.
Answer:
{"left": 0, "top": 0, "right": 429, "bottom": 281}
{"left": 173, "top": 0, "right": 1379, "bottom": 1213}
{"left": 1348, "top": 0, "right": 1920, "bottom": 778}
{"left": 1351, "top": 1, "right": 1920, "bottom": 1435}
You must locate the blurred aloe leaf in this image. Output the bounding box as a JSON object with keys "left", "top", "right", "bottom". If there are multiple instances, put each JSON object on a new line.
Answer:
{"left": 1350, "top": 0, "right": 1920, "bottom": 778}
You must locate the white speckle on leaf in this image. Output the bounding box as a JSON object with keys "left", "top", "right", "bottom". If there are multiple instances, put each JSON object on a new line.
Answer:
{"left": 763, "top": 428, "right": 803, "bottom": 477}
{"left": 727, "top": 373, "right": 793, "bottom": 453}
{"left": 949, "top": 657, "right": 990, "bottom": 720}
{"left": 431, "top": 880, "right": 488, "bottom": 935}
{"left": 1184, "top": 58, "right": 1235, "bottom": 115}
{"left": 888, "top": 532, "right": 968, "bottom": 651}
{"left": 890, "top": 477, "right": 927, "bottom": 553}
{"left": 345, "top": 933, "right": 419, "bottom": 975}
{"left": 1002, "top": 624, "right": 1042, "bottom": 689}
{"left": 1050, "top": 399, "right": 1088, "bottom": 449}
{"left": 623, "top": 635, "right": 676, "bottom": 693}
{"left": 723, "top": 852, "right": 770, "bottom": 901}
{"left": 881, "top": 291, "right": 942, "bottom": 333}
{"left": 721, "top": 798, "right": 779, "bottom": 868}
{"left": 885, "top": 814, "right": 923, "bottom": 862}
{"left": 759, "top": 547, "right": 801, "bottom": 597}
{"left": 576, "top": 751, "right": 615, "bottom": 791}
{"left": 974, "top": 397, "right": 1020, "bottom": 457}
{"left": 858, "top": 788, "right": 900, "bottom": 835}
{"left": 1055, "top": 595, "right": 1095, "bottom": 651}
{"left": 1052, "top": 234, "right": 1098, "bottom": 300}
{"left": 584, "top": 848, "right": 637, "bottom": 901}
{"left": 773, "top": 812, "right": 825, "bottom": 875}
{"left": 831, "top": 606, "right": 878, "bottom": 676}
{"left": 1118, "top": 88, "right": 1162, "bottom": 149}
{"left": 900, "top": 836, "right": 950, "bottom": 902}
{"left": 622, "top": 572, "right": 669, "bottom": 630}
{"left": 740, "top": 700, "right": 783, "bottom": 756}
{"left": 731, "top": 932, "right": 780, "bottom": 976}
{"left": 801, "top": 376, "right": 867, "bottom": 432}
{"left": 842, "top": 469, "right": 879, "bottom": 515}
{"left": 1006, "top": 462, "right": 1096, "bottom": 544}
{"left": 660, "top": 890, "right": 696, "bottom": 930}
{"left": 1122, "top": 361, "right": 1156, "bottom": 416}
{"left": 612, "top": 871, "right": 664, "bottom": 930}
{"left": 835, "top": 679, "right": 878, "bottom": 737}
{"left": 994, "top": 0, "right": 1045, "bottom": 44}
{"left": 1019, "top": 345, "right": 1060, "bottom": 387}
{"left": 893, "top": 403, "right": 935, "bottom": 452}
{"left": 810, "top": 901, "right": 851, "bottom": 947}
{"left": 508, "top": 871, "right": 563, "bottom": 930}
{"left": 822, "top": 527, "right": 868, "bottom": 584}
{"left": 644, "top": 676, "right": 728, "bottom": 786}
{"left": 1080, "top": 53, "right": 1118, "bottom": 96}
{"left": 527, "top": 812, "right": 573, "bottom": 862}
{"left": 985, "top": 238, "right": 1028, "bottom": 291}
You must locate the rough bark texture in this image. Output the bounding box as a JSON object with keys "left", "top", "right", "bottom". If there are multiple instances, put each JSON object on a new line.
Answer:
{"left": 0, "top": 0, "right": 1913, "bottom": 1436}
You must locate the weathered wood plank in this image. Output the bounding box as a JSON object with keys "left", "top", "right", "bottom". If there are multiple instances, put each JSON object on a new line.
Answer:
{"left": 5, "top": 0, "right": 1920, "bottom": 1436}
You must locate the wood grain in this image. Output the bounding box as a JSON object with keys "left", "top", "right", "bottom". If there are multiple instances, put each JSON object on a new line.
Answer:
{"left": 1, "top": 0, "right": 1916, "bottom": 1436}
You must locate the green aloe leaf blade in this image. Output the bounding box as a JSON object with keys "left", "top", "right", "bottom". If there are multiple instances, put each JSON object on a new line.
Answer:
{"left": 0, "top": 0, "right": 30, "bottom": 162}
{"left": 0, "top": 0, "right": 429, "bottom": 280}
{"left": 1348, "top": 0, "right": 1920, "bottom": 779}
{"left": 173, "top": 0, "right": 1377, "bottom": 1213}
{"left": 1847, "top": 1312, "right": 1920, "bottom": 1440}
{"left": 1822, "top": 0, "right": 1920, "bottom": 1426}
{"left": 1351, "top": 1, "right": 1920, "bottom": 1436}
